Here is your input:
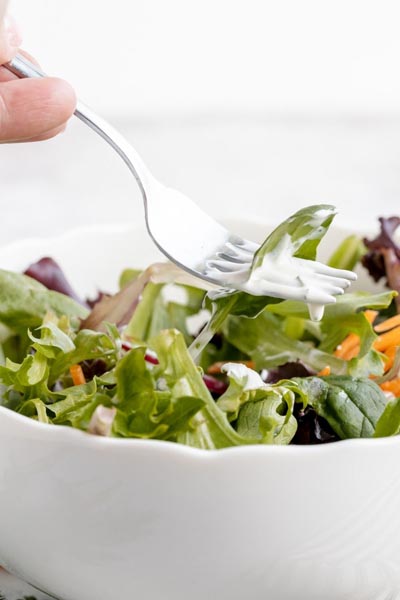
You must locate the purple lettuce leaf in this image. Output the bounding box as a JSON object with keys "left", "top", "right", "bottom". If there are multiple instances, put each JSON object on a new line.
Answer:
{"left": 362, "top": 217, "right": 400, "bottom": 310}
{"left": 24, "top": 257, "right": 88, "bottom": 308}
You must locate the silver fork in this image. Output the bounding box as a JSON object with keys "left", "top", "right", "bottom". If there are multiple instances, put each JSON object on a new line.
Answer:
{"left": 5, "top": 53, "right": 356, "bottom": 307}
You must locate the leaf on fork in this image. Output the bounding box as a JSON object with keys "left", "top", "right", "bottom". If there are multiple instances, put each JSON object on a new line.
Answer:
{"left": 251, "top": 203, "right": 336, "bottom": 269}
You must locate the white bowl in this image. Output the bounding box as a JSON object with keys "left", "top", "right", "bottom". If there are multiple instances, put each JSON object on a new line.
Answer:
{"left": 0, "top": 222, "right": 398, "bottom": 600}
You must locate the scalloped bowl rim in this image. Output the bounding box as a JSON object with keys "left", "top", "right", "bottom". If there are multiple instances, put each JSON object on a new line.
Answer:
{"left": 0, "top": 220, "right": 391, "bottom": 458}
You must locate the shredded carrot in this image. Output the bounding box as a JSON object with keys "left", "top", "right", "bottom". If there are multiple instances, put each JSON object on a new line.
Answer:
{"left": 373, "top": 326, "right": 400, "bottom": 352}
{"left": 374, "top": 314, "right": 400, "bottom": 333}
{"left": 382, "top": 346, "right": 397, "bottom": 372}
{"left": 343, "top": 344, "right": 360, "bottom": 361}
{"left": 380, "top": 378, "right": 400, "bottom": 397}
{"left": 334, "top": 311, "right": 378, "bottom": 360}
{"left": 318, "top": 366, "right": 331, "bottom": 376}
{"left": 70, "top": 364, "right": 86, "bottom": 386}
{"left": 207, "top": 360, "right": 255, "bottom": 375}
{"left": 334, "top": 334, "right": 360, "bottom": 359}
{"left": 333, "top": 310, "right": 400, "bottom": 377}
{"left": 364, "top": 310, "right": 379, "bottom": 324}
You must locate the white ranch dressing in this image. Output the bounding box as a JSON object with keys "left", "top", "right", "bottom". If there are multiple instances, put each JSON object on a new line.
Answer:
{"left": 241, "top": 218, "right": 336, "bottom": 322}
{"left": 221, "top": 362, "right": 266, "bottom": 390}
{"left": 307, "top": 303, "right": 325, "bottom": 322}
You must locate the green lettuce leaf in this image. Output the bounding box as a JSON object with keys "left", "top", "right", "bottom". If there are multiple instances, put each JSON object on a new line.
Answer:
{"left": 328, "top": 234, "right": 366, "bottom": 271}
{"left": 151, "top": 329, "right": 252, "bottom": 448}
{"left": 223, "top": 310, "right": 348, "bottom": 373}
{"left": 118, "top": 268, "right": 142, "bottom": 289}
{"left": 112, "top": 344, "right": 205, "bottom": 440}
{"left": 252, "top": 204, "right": 335, "bottom": 269}
{"left": 374, "top": 396, "right": 400, "bottom": 438}
{"left": 288, "top": 376, "right": 387, "bottom": 439}
{"left": 126, "top": 282, "right": 205, "bottom": 345}
{"left": 47, "top": 380, "right": 110, "bottom": 429}
{"left": 28, "top": 319, "right": 75, "bottom": 358}
{"left": 49, "top": 328, "right": 119, "bottom": 382}
{"left": 235, "top": 391, "right": 297, "bottom": 444}
{"left": 17, "top": 352, "right": 48, "bottom": 386}
{"left": 266, "top": 291, "right": 395, "bottom": 376}
{"left": 18, "top": 398, "right": 50, "bottom": 424}
{"left": 217, "top": 363, "right": 298, "bottom": 444}
{"left": 266, "top": 290, "right": 396, "bottom": 320}
{"left": 0, "top": 352, "right": 48, "bottom": 389}
{"left": 0, "top": 269, "right": 87, "bottom": 330}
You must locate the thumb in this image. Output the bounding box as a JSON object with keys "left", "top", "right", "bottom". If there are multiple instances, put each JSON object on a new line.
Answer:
{"left": 0, "top": 77, "right": 77, "bottom": 142}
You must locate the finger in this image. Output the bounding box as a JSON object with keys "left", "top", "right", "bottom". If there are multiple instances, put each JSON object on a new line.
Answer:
{"left": 0, "top": 13, "right": 22, "bottom": 64}
{"left": 30, "top": 123, "right": 67, "bottom": 142}
{"left": 0, "top": 49, "right": 39, "bottom": 82}
{"left": 12, "top": 122, "right": 67, "bottom": 143}
{"left": 0, "top": 76, "right": 76, "bottom": 142}
{"left": 0, "top": 65, "right": 15, "bottom": 82}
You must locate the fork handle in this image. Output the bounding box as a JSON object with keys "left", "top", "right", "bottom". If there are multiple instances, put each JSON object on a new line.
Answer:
{"left": 4, "top": 53, "right": 156, "bottom": 194}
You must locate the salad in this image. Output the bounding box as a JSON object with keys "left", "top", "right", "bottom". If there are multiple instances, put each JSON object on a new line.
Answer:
{"left": 0, "top": 205, "right": 400, "bottom": 448}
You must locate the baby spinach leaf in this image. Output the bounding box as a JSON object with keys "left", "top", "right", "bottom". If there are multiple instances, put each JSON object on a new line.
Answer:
{"left": 290, "top": 376, "right": 387, "bottom": 439}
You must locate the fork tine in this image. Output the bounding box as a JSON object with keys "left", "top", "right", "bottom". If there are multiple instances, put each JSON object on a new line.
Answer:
{"left": 320, "top": 286, "right": 345, "bottom": 295}
{"left": 297, "top": 273, "right": 346, "bottom": 296}
{"left": 300, "top": 274, "right": 352, "bottom": 291}
{"left": 308, "top": 274, "right": 352, "bottom": 288}
{"left": 206, "top": 259, "right": 249, "bottom": 273}
{"left": 216, "top": 252, "right": 246, "bottom": 264}
{"left": 313, "top": 263, "right": 358, "bottom": 280}
{"left": 223, "top": 241, "right": 257, "bottom": 258}
{"left": 228, "top": 237, "right": 260, "bottom": 253}
{"left": 304, "top": 289, "right": 337, "bottom": 304}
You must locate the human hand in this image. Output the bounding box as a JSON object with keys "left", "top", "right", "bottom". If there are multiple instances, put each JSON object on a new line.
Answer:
{"left": 0, "top": 2, "right": 76, "bottom": 142}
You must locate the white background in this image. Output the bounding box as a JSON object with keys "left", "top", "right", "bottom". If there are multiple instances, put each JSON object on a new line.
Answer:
{"left": 1, "top": 0, "right": 400, "bottom": 245}
{"left": 11, "top": 0, "right": 400, "bottom": 117}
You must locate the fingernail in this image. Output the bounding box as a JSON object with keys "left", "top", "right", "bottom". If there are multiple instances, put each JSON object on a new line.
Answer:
{"left": 1, "top": 14, "right": 22, "bottom": 60}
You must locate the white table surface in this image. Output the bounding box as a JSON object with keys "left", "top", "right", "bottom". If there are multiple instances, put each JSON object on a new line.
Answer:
{"left": 0, "top": 114, "right": 400, "bottom": 246}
